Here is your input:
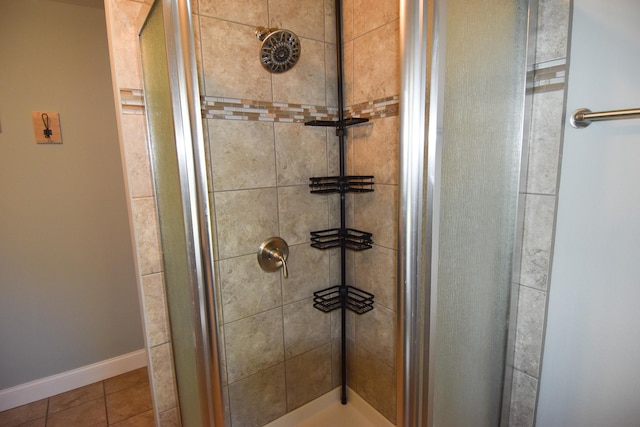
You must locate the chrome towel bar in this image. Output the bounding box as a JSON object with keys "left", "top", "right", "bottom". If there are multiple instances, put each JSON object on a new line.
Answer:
{"left": 570, "top": 107, "right": 640, "bottom": 128}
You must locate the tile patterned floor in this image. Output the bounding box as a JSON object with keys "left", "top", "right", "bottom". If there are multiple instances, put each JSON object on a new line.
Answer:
{"left": 0, "top": 368, "right": 154, "bottom": 427}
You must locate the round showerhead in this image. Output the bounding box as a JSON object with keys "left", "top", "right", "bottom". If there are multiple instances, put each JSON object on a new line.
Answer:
{"left": 256, "top": 28, "right": 301, "bottom": 73}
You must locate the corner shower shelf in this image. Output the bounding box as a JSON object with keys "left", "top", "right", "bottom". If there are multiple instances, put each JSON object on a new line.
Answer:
{"left": 305, "top": 117, "right": 369, "bottom": 136}
{"left": 313, "top": 285, "right": 374, "bottom": 315}
{"left": 309, "top": 176, "right": 374, "bottom": 194}
{"left": 305, "top": 117, "right": 369, "bottom": 128}
{"left": 310, "top": 228, "right": 373, "bottom": 251}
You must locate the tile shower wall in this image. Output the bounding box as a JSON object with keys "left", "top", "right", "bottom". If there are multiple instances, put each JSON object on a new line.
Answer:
{"left": 508, "top": 0, "right": 571, "bottom": 425}
{"left": 193, "top": 0, "right": 401, "bottom": 424}
{"left": 193, "top": 1, "right": 339, "bottom": 425}
{"left": 344, "top": 0, "right": 400, "bottom": 423}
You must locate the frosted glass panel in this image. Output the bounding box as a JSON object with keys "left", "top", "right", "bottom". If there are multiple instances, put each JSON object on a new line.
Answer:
{"left": 139, "top": 3, "right": 204, "bottom": 426}
{"left": 431, "top": 0, "right": 528, "bottom": 425}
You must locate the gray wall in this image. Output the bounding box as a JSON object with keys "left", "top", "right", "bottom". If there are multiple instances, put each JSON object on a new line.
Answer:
{"left": 537, "top": 0, "right": 640, "bottom": 424}
{"left": 0, "top": 0, "right": 143, "bottom": 389}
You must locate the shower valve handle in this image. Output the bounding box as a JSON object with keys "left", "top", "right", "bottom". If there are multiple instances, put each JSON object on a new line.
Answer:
{"left": 258, "top": 237, "right": 289, "bottom": 279}
{"left": 270, "top": 250, "right": 288, "bottom": 279}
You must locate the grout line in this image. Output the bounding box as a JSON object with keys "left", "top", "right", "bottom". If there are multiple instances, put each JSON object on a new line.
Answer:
{"left": 103, "top": 380, "right": 110, "bottom": 426}
{"left": 44, "top": 397, "right": 50, "bottom": 426}
{"left": 517, "top": 282, "right": 548, "bottom": 294}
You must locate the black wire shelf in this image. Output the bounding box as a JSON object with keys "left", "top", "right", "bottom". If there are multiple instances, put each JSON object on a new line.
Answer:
{"left": 304, "top": 117, "right": 369, "bottom": 128}
{"left": 310, "top": 228, "right": 373, "bottom": 251}
{"left": 313, "top": 285, "right": 374, "bottom": 315}
{"left": 309, "top": 176, "right": 374, "bottom": 194}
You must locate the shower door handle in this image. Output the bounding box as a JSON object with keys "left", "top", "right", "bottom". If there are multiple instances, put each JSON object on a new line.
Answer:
{"left": 258, "top": 237, "right": 289, "bottom": 279}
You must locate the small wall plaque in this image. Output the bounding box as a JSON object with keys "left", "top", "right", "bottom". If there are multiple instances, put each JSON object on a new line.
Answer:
{"left": 32, "top": 111, "right": 62, "bottom": 144}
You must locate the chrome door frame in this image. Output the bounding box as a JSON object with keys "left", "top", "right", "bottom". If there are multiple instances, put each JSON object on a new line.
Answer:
{"left": 397, "top": 0, "right": 443, "bottom": 425}
{"left": 141, "top": 1, "right": 225, "bottom": 425}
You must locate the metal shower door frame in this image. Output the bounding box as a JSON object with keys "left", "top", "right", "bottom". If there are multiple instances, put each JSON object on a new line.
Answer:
{"left": 140, "top": 0, "right": 225, "bottom": 425}
{"left": 397, "top": 0, "right": 440, "bottom": 425}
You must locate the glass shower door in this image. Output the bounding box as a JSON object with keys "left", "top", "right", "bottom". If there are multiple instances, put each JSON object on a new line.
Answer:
{"left": 431, "top": 2, "right": 528, "bottom": 423}
{"left": 399, "top": 0, "right": 531, "bottom": 425}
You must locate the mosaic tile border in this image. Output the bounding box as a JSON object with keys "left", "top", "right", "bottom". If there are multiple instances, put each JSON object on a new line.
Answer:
{"left": 201, "top": 95, "right": 399, "bottom": 122}
{"left": 121, "top": 89, "right": 399, "bottom": 123}
{"left": 347, "top": 95, "right": 399, "bottom": 120}
{"left": 529, "top": 58, "right": 567, "bottom": 93}
{"left": 201, "top": 97, "right": 338, "bottom": 122}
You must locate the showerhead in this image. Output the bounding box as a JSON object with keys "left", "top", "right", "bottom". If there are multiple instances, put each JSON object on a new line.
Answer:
{"left": 256, "top": 27, "right": 301, "bottom": 73}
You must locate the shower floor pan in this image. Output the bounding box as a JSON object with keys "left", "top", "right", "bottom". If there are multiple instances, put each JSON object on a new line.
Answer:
{"left": 265, "top": 387, "right": 394, "bottom": 427}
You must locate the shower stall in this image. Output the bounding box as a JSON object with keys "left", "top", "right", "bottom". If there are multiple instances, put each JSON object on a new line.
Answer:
{"left": 137, "top": 0, "right": 533, "bottom": 425}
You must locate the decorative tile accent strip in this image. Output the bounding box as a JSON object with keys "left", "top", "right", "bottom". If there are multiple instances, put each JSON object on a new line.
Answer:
{"left": 346, "top": 95, "right": 399, "bottom": 120}
{"left": 201, "top": 96, "right": 339, "bottom": 123}
{"left": 120, "top": 88, "right": 145, "bottom": 115}
{"left": 201, "top": 95, "right": 400, "bottom": 123}
{"left": 530, "top": 59, "right": 567, "bottom": 93}
{"left": 122, "top": 90, "right": 400, "bottom": 122}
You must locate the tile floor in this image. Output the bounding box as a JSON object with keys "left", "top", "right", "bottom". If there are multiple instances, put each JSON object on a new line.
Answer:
{"left": 0, "top": 368, "right": 154, "bottom": 427}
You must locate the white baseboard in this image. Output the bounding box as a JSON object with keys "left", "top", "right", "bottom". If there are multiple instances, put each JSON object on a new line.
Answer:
{"left": 0, "top": 349, "right": 147, "bottom": 412}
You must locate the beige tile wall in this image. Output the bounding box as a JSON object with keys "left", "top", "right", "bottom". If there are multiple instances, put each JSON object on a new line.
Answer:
{"left": 344, "top": 0, "right": 400, "bottom": 423}
{"left": 193, "top": 1, "right": 341, "bottom": 425}
{"left": 194, "top": 0, "right": 403, "bottom": 423}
